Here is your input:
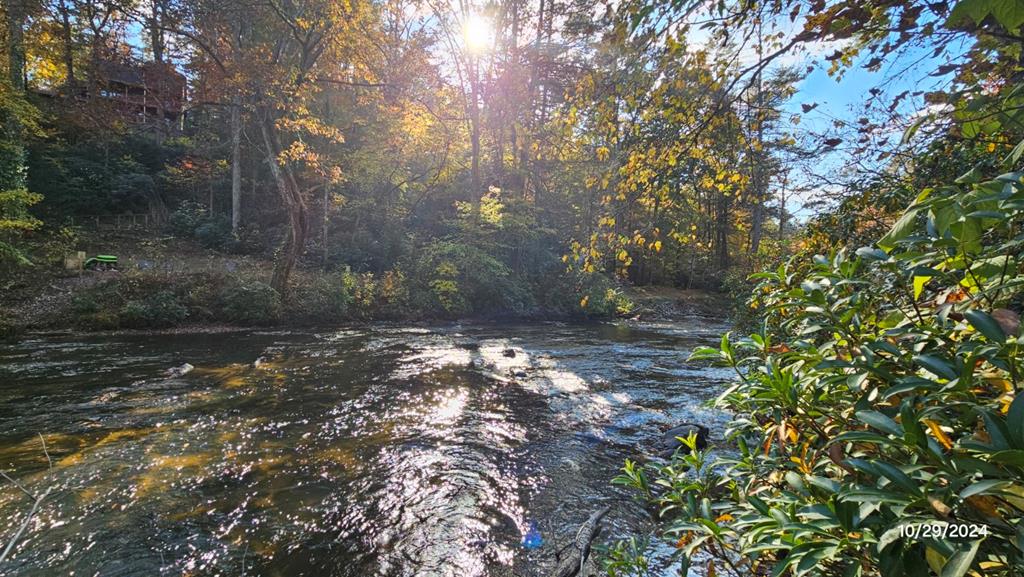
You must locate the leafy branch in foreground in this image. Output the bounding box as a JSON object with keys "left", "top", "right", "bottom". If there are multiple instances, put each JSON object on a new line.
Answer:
{"left": 611, "top": 166, "right": 1024, "bottom": 576}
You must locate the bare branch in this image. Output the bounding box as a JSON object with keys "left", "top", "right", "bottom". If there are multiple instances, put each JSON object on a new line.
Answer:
{"left": 0, "top": 487, "right": 52, "bottom": 563}
{"left": 0, "top": 471, "right": 35, "bottom": 501}
{"left": 37, "top": 435, "right": 51, "bottom": 471}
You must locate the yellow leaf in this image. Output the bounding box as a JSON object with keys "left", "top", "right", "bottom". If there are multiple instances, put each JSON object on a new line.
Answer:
{"left": 580, "top": 296, "right": 589, "bottom": 308}
{"left": 925, "top": 547, "right": 946, "bottom": 576}
{"left": 913, "top": 276, "right": 932, "bottom": 300}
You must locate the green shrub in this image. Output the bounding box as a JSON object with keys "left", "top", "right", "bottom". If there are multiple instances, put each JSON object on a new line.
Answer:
{"left": 120, "top": 290, "right": 188, "bottom": 328}
{"left": 576, "top": 272, "right": 634, "bottom": 318}
{"left": 375, "top": 269, "right": 411, "bottom": 318}
{"left": 0, "top": 187, "right": 43, "bottom": 270}
{"left": 194, "top": 216, "right": 237, "bottom": 251}
{"left": 219, "top": 281, "right": 281, "bottom": 325}
{"left": 598, "top": 536, "right": 653, "bottom": 577}
{"left": 290, "top": 273, "right": 352, "bottom": 322}
{"left": 177, "top": 272, "right": 229, "bottom": 321}
{"left": 406, "top": 240, "right": 533, "bottom": 317}
{"left": 168, "top": 200, "right": 207, "bottom": 236}
{"left": 69, "top": 280, "right": 124, "bottom": 329}
{"left": 71, "top": 293, "right": 100, "bottom": 315}
{"left": 539, "top": 271, "right": 633, "bottom": 318}
{"left": 612, "top": 170, "right": 1024, "bottom": 576}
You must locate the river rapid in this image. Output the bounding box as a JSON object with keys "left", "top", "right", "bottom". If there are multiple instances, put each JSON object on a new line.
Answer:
{"left": 0, "top": 320, "right": 732, "bottom": 577}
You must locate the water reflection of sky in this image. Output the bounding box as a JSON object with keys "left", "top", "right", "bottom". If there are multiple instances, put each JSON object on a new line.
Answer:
{"left": 0, "top": 320, "right": 731, "bottom": 576}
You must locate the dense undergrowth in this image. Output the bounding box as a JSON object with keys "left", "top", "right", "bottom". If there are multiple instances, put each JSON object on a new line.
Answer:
{"left": 60, "top": 267, "right": 633, "bottom": 330}
{"left": 609, "top": 164, "right": 1024, "bottom": 576}
{"left": 1, "top": 232, "right": 637, "bottom": 334}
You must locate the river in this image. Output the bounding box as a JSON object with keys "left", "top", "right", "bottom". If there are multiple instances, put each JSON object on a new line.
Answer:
{"left": 0, "top": 320, "right": 732, "bottom": 577}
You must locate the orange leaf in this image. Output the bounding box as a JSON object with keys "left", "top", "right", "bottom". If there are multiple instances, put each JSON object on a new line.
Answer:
{"left": 923, "top": 419, "right": 953, "bottom": 449}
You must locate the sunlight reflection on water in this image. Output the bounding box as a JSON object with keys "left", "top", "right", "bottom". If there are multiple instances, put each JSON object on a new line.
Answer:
{"left": 0, "top": 320, "right": 730, "bottom": 576}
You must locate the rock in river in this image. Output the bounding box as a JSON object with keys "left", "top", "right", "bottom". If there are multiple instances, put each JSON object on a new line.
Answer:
{"left": 655, "top": 422, "right": 709, "bottom": 458}
{"left": 165, "top": 363, "right": 194, "bottom": 377}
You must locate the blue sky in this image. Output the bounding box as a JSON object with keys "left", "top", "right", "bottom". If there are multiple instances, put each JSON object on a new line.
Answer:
{"left": 774, "top": 36, "right": 965, "bottom": 218}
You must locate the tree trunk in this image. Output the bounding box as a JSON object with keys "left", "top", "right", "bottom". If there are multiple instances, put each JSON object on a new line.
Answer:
{"left": 322, "top": 176, "right": 329, "bottom": 269}
{"left": 88, "top": 39, "right": 101, "bottom": 101}
{"left": 6, "top": 0, "right": 26, "bottom": 90}
{"left": 778, "top": 177, "right": 787, "bottom": 240}
{"left": 149, "top": 1, "right": 165, "bottom": 63}
{"left": 57, "top": 0, "right": 75, "bottom": 89}
{"left": 2, "top": 0, "right": 27, "bottom": 192}
{"left": 750, "top": 192, "right": 764, "bottom": 254}
{"left": 149, "top": 0, "right": 167, "bottom": 133}
{"left": 519, "top": 0, "right": 545, "bottom": 200}
{"left": 469, "top": 58, "right": 482, "bottom": 210}
{"left": 231, "top": 97, "right": 242, "bottom": 232}
{"left": 259, "top": 112, "right": 307, "bottom": 299}
{"left": 715, "top": 191, "right": 729, "bottom": 271}
{"left": 749, "top": 23, "right": 766, "bottom": 256}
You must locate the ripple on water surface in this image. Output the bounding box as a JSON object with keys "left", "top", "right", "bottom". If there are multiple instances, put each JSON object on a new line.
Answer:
{"left": 0, "top": 320, "right": 730, "bottom": 576}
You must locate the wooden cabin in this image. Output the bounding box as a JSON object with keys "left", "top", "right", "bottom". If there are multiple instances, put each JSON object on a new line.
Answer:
{"left": 94, "top": 59, "right": 187, "bottom": 123}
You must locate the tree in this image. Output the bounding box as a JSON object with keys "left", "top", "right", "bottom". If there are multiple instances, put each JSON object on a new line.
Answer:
{"left": 0, "top": 69, "right": 42, "bottom": 268}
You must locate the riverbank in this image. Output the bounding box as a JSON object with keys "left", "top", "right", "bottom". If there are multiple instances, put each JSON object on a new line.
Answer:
{"left": 0, "top": 233, "right": 729, "bottom": 340}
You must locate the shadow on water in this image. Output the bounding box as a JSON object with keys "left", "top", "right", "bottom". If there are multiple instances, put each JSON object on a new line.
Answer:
{"left": 0, "top": 319, "right": 731, "bottom": 577}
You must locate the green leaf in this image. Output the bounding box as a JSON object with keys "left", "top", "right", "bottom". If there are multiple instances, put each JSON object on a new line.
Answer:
{"left": 983, "top": 411, "right": 1013, "bottom": 451}
{"left": 874, "top": 461, "right": 921, "bottom": 495}
{"left": 1008, "top": 393, "right": 1024, "bottom": 447}
{"left": 856, "top": 246, "right": 889, "bottom": 261}
{"left": 959, "top": 479, "right": 1013, "bottom": 499}
{"left": 857, "top": 410, "right": 904, "bottom": 437}
{"left": 747, "top": 495, "right": 770, "bottom": 516}
{"left": 902, "top": 115, "right": 928, "bottom": 144}
{"left": 878, "top": 207, "right": 922, "bottom": 252}
{"left": 947, "top": 0, "right": 991, "bottom": 26}
{"left": 940, "top": 539, "right": 981, "bottom": 577}
{"left": 992, "top": 0, "right": 1024, "bottom": 30}
{"left": 991, "top": 450, "right": 1024, "bottom": 466}
{"left": 807, "top": 476, "right": 841, "bottom": 494}
{"left": 966, "top": 309, "right": 1007, "bottom": 343}
{"left": 1006, "top": 138, "right": 1024, "bottom": 165}
{"left": 951, "top": 217, "right": 983, "bottom": 255}
{"left": 914, "top": 354, "right": 958, "bottom": 380}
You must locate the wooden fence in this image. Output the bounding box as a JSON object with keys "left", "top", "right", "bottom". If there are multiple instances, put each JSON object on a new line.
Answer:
{"left": 68, "top": 214, "right": 160, "bottom": 230}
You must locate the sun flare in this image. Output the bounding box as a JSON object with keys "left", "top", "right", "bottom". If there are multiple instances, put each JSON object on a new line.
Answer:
{"left": 462, "top": 14, "right": 493, "bottom": 54}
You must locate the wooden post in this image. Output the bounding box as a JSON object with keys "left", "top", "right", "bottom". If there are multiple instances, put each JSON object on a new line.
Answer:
{"left": 64, "top": 250, "right": 85, "bottom": 273}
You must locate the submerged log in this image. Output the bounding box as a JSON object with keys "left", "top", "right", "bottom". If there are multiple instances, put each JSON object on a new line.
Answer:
{"left": 550, "top": 505, "right": 611, "bottom": 577}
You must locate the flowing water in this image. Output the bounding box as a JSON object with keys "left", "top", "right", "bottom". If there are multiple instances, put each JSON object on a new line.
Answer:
{"left": 0, "top": 320, "right": 733, "bottom": 577}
